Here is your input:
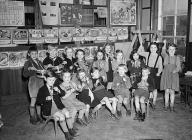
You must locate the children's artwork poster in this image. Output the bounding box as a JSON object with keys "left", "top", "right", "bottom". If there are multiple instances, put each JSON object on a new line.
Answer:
{"left": 38, "top": 50, "right": 47, "bottom": 62}
{"left": 110, "top": 0, "right": 136, "bottom": 25}
{"left": 108, "top": 27, "right": 118, "bottom": 41}
{"left": 0, "top": 1, "right": 25, "bottom": 26}
{"left": 84, "top": 28, "right": 95, "bottom": 41}
{"left": 0, "top": 52, "right": 9, "bottom": 68}
{"left": 72, "top": 28, "right": 85, "bottom": 42}
{"left": 39, "top": 0, "right": 59, "bottom": 25}
{"left": 96, "top": 28, "right": 108, "bottom": 41}
{"left": 117, "top": 27, "right": 128, "bottom": 40}
{"left": 44, "top": 29, "right": 58, "bottom": 43}
{"left": 18, "top": 51, "right": 27, "bottom": 67}
{"left": 0, "top": 29, "right": 12, "bottom": 45}
{"left": 60, "top": 4, "right": 82, "bottom": 26}
{"left": 12, "top": 29, "right": 28, "bottom": 44}
{"left": 8, "top": 52, "right": 20, "bottom": 67}
{"left": 29, "top": 29, "right": 44, "bottom": 44}
{"left": 89, "top": 46, "right": 98, "bottom": 59}
{"left": 59, "top": 27, "right": 73, "bottom": 42}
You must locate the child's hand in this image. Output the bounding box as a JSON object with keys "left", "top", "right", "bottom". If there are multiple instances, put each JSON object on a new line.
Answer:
{"left": 53, "top": 87, "right": 60, "bottom": 93}
{"left": 46, "top": 96, "right": 52, "bottom": 101}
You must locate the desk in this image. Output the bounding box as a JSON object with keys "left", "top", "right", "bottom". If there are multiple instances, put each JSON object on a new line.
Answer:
{"left": 180, "top": 76, "right": 192, "bottom": 107}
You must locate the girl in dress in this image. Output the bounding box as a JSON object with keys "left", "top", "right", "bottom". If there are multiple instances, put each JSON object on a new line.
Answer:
{"left": 137, "top": 42, "right": 163, "bottom": 109}
{"left": 75, "top": 49, "right": 90, "bottom": 76}
{"left": 112, "top": 64, "right": 132, "bottom": 118}
{"left": 112, "top": 50, "right": 127, "bottom": 75}
{"left": 161, "top": 40, "right": 181, "bottom": 112}
{"left": 23, "top": 46, "right": 45, "bottom": 124}
{"left": 92, "top": 50, "right": 109, "bottom": 79}
{"left": 63, "top": 46, "right": 77, "bottom": 73}
{"left": 132, "top": 67, "right": 155, "bottom": 122}
{"left": 127, "top": 50, "right": 146, "bottom": 84}
{"left": 103, "top": 43, "right": 115, "bottom": 90}
{"left": 91, "top": 67, "right": 118, "bottom": 119}
{"left": 58, "top": 71, "right": 87, "bottom": 126}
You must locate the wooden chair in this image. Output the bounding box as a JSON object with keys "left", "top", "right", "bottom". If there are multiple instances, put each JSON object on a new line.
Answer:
{"left": 131, "top": 92, "right": 150, "bottom": 119}
{"left": 41, "top": 114, "right": 60, "bottom": 137}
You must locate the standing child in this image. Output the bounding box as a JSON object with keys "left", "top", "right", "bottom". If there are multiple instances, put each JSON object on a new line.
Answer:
{"left": 132, "top": 67, "right": 155, "bottom": 122}
{"left": 103, "top": 43, "right": 115, "bottom": 90}
{"left": 58, "top": 71, "right": 87, "bottom": 126}
{"left": 112, "top": 64, "right": 131, "bottom": 118}
{"left": 137, "top": 42, "right": 163, "bottom": 109}
{"left": 23, "top": 46, "right": 45, "bottom": 124}
{"left": 161, "top": 40, "right": 181, "bottom": 112}
{"left": 91, "top": 67, "right": 118, "bottom": 119}
{"left": 36, "top": 70, "right": 75, "bottom": 140}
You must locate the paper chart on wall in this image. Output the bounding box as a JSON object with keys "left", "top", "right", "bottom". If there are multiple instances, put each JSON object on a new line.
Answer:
{"left": 39, "top": 0, "right": 59, "bottom": 25}
{"left": 59, "top": 27, "right": 73, "bottom": 42}
{"left": 84, "top": 28, "right": 95, "bottom": 41}
{"left": 18, "top": 51, "right": 27, "bottom": 67}
{"left": 0, "top": 1, "right": 25, "bottom": 26}
{"left": 8, "top": 52, "right": 20, "bottom": 67}
{"left": 44, "top": 29, "right": 58, "bottom": 43}
{"left": 12, "top": 29, "right": 28, "bottom": 44}
{"left": 0, "top": 29, "right": 12, "bottom": 45}
{"left": 72, "top": 28, "right": 85, "bottom": 42}
{"left": 0, "top": 52, "right": 9, "bottom": 68}
{"left": 96, "top": 27, "right": 108, "bottom": 41}
{"left": 117, "top": 27, "right": 128, "bottom": 40}
{"left": 29, "top": 29, "right": 44, "bottom": 44}
{"left": 108, "top": 27, "right": 118, "bottom": 41}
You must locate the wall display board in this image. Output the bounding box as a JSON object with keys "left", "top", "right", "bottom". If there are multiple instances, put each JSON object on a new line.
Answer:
{"left": 60, "top": 3, "right": 82, "bottom": 26}
{"left": 59, "top": 27, "right": 74, "bottom": 42}
{"left": 12, "top": 29, "right": 28, "bottom": 44}
{"left": 117, "top": 27, "right": 128, "bottom": 40}
{"left": 72, "top": 28, "right": 85, "bottom": 41}
{"left": 110, "top": 0, "right": 136, "bottom": 25}
{"left": 0, "top": 52, "right": 9, "bottom": 68}
{"left": 18, "top": 51, "right": 27, "bottom": 67}
{"left": 108, "top": 27, "right": 118, "bottom": 41}
{"left": 44, "top": 29, "right": 58, "bottom": 43}
{"left": 8, "top": 52, "right": 20, "bottom": 67}
{"left": 29, "top": 29, "right": 44, "bottom": 44}
{"left": 96, "top": 27, "right": 108, "bottom": 41}
{"left": 0, "top": 1, "right": 25, "bottom": 26}
{"left": 0, "top": 29, "right": 12, "bottom": 45}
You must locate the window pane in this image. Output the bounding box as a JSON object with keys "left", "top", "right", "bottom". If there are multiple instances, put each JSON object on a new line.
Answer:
{"left": 176, "top": 15, "right": 187, "bottom": 36}
{"left": 141, "top": 9, "right": 150, "bottom": 30}
{"left": 162, "top": 0, "right": 175, "bottom": 15}
{"left": 162, "top": 37, "right": 174, "bottom": 43}
{"left": 177, "top": 0, "right": 188, "bottom": 14}
{"left": 163, "top": 16, "right": 174, "bottom": 36}
{"left": 176, "top": 38, "right": 186, "bottom": 56}
{"left": 142, "top": 0, "right": 150, "bottom": 8}
{"left": 190, "top": 5, "right": 192, "bottom": 42}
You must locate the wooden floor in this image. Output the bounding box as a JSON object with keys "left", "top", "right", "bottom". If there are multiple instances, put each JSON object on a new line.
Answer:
{"left": 0, "top": 94, "right": 192, "bottom": 140}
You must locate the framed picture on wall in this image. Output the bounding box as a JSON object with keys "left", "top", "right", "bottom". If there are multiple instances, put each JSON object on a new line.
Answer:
{"left": 110, "top": 0, "right": 136, "bottom": 25}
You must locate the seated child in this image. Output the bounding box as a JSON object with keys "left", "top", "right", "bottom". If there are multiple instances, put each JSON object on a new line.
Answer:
{"left": 58, "top": 70, "right": 87, "bottom": 126}
{"left": 91, "top": 67, "right": 118, "bottom": 119}
{"left": 36, "top": 70, "right": 76, "bottom": 140}
{"left": 76, "top": 69, "right": 101, "bottom": 120}
{"left": 112, "top": 64, "right": 131, "bottom": 118}
{"left": 132, "top": 67, "right": 155, "bottom": 122}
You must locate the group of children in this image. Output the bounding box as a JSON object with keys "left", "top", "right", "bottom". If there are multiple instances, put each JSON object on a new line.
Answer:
{"left": 22, "top": 40, "right": 181, "bottom": 140}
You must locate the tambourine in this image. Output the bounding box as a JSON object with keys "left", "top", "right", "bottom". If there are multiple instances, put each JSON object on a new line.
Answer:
{"left": 36, "top": 69, "right": 46, "bottom": 79}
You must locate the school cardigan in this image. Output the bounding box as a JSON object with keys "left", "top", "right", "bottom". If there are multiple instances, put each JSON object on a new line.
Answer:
{"left": 36, "top": 85, "right": 65, "bottom": 116}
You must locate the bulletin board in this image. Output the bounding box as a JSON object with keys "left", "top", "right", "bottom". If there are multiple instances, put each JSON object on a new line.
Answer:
{"left": 0, "top": 1, "right": 25, "bottom": 26}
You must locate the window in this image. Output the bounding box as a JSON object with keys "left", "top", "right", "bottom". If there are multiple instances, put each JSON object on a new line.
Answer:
{"left": 161, "top": 0, "right": 188, "bottom": 45}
